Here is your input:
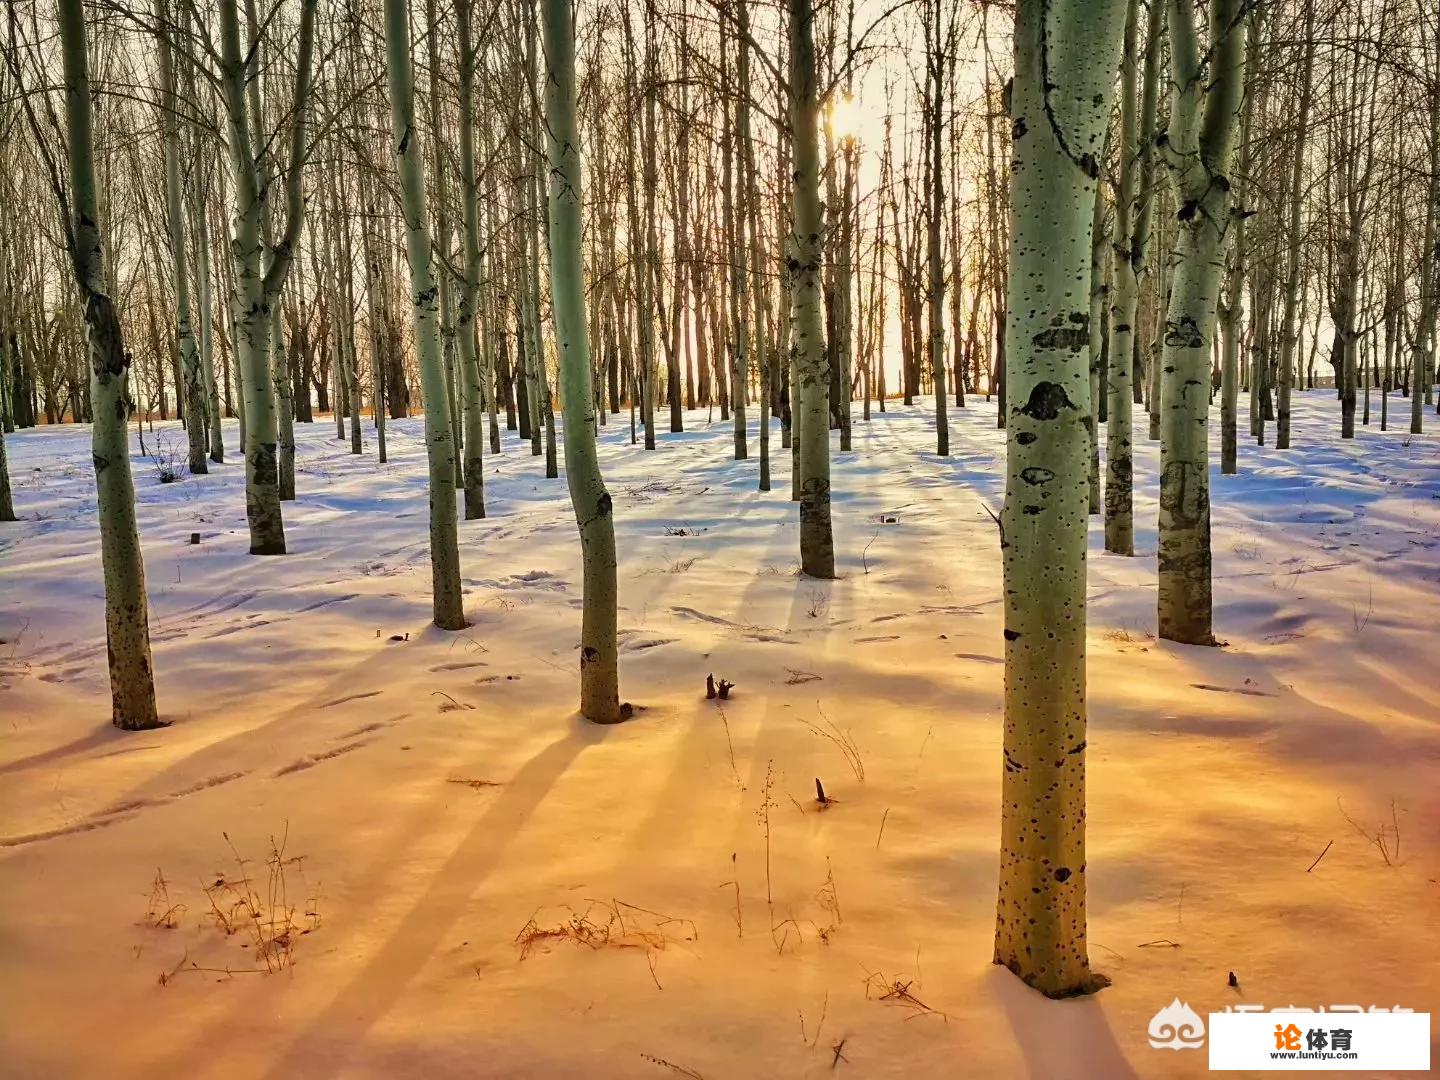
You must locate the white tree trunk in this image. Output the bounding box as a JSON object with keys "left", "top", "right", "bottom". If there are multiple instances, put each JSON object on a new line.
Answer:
{"left": 157, "top": 0, "right": 207, "bottom": 477}
{"left": 543, "top": 0, "right": 626, "bottom": 723}
{"left": 193, "top": 180, "right": 224, "bottom": 464}
{"left": 926, "top": 0, "right": 949, "bottom": 457}
{"left": 1275, "top": 0, "right": 1314, "bottom": 449}
{"left": 1156, "top": 0, "right": 1246, "bottom": 646}
{"left": 1411, "top": 30, "right": 1440, "bottom": 436}
{"left": 383, "top": 0, "right": 466, "bottom": 630}
{"left": 218, "top": 0, "right": 316, "bottom": 553}
{"left": 995, "top": 0, "right": 1126, "bottom": 998}
{"left": 456, "top": 0, "right": 486, "bottom": 519}
{"left": 59, "top": 0, "right": 161, "bottom": 729}
{"left": 1104, "top": 0, "right": 1158, "bottom": 556}
{"left": 787, "top": 0, "right": 835, "bottom": 578}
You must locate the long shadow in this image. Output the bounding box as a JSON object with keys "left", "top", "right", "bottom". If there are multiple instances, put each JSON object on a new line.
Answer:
{"left": 611, "top": 482, "right": 802, "bottom": 863}
{"left": 991, "top": 966, "right": 1139, "bottom": 1079}
{"left": 197, "top": 726, "right": 595, "bottom": 1080}
{"left": 15, "top": 624, "right": 416, "bottom": 832}
{"left": 1112, "top": 640, "right": 1440, "bottom": 772}
{"left": 0, "top": 725, "right": 132, "bottom": 776}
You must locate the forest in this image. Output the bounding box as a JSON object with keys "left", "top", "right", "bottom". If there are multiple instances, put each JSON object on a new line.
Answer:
{"left": 0, "top": 0, "right": 1437, "bottom": 1075}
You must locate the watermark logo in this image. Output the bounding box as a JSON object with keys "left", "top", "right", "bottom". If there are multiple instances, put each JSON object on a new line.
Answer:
{"left": 1147, "top": 997, "right": 1206, "bottom": 1051}
{"left": 1272, "top": 1022, "right": 1352, "bottom": 1053}
{"left": 1210, "top": 1009, "right": 1429, "bottom": 1070}
{"left": 1144, "top": 1000, "right": 1429, "bottom": 1070}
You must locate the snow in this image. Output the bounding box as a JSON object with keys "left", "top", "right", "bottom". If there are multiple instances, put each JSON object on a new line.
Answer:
{"left": 1, "top": 392, "right": 1437, "bottom": 1078}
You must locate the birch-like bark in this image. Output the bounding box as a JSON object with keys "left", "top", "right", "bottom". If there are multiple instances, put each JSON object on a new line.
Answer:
{"left": 384, "top": 0, "right": 466, "bottom": 630}
{"left": 59, "top": 0, "right": 161, "bottom": 729}
{"left": 483, "top": 191, "right": 502, "bottom": 454}
{"left": 543, "top": 0, "right": 626, "bottom": 722}
{"left": 925, "top": 0, "right": 948, "bottom": 457}
{"left": 156, "top": 0, "right": 206, "bottom": 476}
{"left": 0, "top": 326, "right": 14, "bottom": 519}
{"left": 241, "top": 0, "right": 297, "bottom": 504}
{"left": 0, "top": 85, "right": 17, "bottom": 516}
{"left": 358, "top": 165, "right": 389, "bottom": 462}
{"left": 1275, "top": 0, "right": 1314, "bottom": 449}
{"left": 218, "top": 0, "right": 316, "bottom": 553}
{"left": 425, "top": 0, "right": 463, "bottom": 489}
{"left": 193, "top": 177, "right": 223, "bottom": 463}
{"left": 1104, "top": 0, "right": 1158, "bottom": 556}
{"left": 639, "top": 2, "right": 660, "bottom": 450}
{"left": 1219, "top": 256, "right": 1242, "bottom": 471}
{"left": 531, "top": 152, "right": 559, "bottom": 481}
{"left": 726, "top": 20, "right": 750, "bottom": 463}
{"left": 219, "top": 0, "right": 279, "bottom": 547}
{"left": 518, "top": 18, "right": 544, "bottom": 461}
{"left": 788, "top": 0, "right": 834, "bottom": 578}
{"left": 456, "top": 0, "right": 486, "bottom": 518}
{"left": 834, "top": 14, "right": 855, "bottom": 454}
{"left": 330, "top": 196, "right": 346, "bottom": 445}
{"left": 1220, "top": 8, "right": 1261, "bottom": 472}
{"left": 1411, "top": 29, "right": 1440, "bottom": 435}
{"left": 738, "top": 0, "right": 771, "bottom": 487}
{"left": 272, "top": 291, "right": 295, "bottom": 499}
{"left": 180, "top": 7, "right": 221, "bottom": 461}
{"left": 995, "top": 0, "right": 1126, "bottom": 998}
{"left": 1086, "top": 185, "right": 1107, "bottom": 514}
{"left": 1156, "top": 0, "right": 1245, "bottom": 646}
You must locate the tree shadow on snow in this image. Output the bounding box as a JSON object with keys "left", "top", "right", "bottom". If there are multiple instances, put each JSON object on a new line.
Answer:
{"left": 989, "top": 965, "right": 1139, "bottom": 1080}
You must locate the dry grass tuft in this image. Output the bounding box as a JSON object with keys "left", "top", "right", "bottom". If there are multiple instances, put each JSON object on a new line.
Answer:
{"left": 157, "top": 826, "right": 320, "bottom": 986}
{"left": 798, "top": 704, "right": 865, "bottom": 781}
{"left": 861, "top": 966, "right": 948, "bottom": 1021}
{"left": 515, "top": 899, "right": 697, "bottom": 989}
{"left": 642, "top": 556, "right": 700, "bottom": 575}
{"left": 1102, "top": 625, "right": 1154, "bottom": 644}
{"left": 1339, "top": 797, "right": 1403, "bottom": 866}
{"left": 142, "top": 868, "right": 186, "bottom": 929}
{"left": 814, "top": 859, "right": 842, "bottom": 942}
{"left": 1232, "top": 541, "right": 1262, "bottom": 561}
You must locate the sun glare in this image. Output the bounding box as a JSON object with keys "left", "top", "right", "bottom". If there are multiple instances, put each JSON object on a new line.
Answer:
{"left": 829, "top": 91, "right": 860, "bottom": 143}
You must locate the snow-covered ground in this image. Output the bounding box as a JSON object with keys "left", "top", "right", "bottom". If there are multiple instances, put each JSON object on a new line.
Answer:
{"left": 1, "top": 392, "right": 1437, "bottom": 1079}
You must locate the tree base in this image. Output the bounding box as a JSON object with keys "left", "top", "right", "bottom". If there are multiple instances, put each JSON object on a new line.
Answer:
{"left": 995, "top": 956, "right": 1111, "bottom": 999}
{"left": 1160, "top": 629, "right": 1224, "bottom": 648}
{"left": 585, "top": 701, "right": 635, "bottom": 726}
{"left": 113, "top": 713, "right": 170, "bottom": 732}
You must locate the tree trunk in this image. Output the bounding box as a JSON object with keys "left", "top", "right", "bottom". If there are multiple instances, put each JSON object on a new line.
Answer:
{"left": 1087, "top": 185, "right": 1107, "bottom": 514}
{"left": 220, "top": 0, "right": 284, "bottom": 552}
{"left": 456, "top": 0, "right": 486, "bottom": 519}
{"left": 787, "top": 0, "right": 834, "bottom": 578}
{"left": 995, "top": 0, "right": 1125, "bottom": 999}
{"left": 383, "top": 0, "right": 465, "bottom": 630}
{"left": 1220, "top": 7, "right": 1261, "bottom": 473}
{"left": 1411, "top": 29, "right": 1440, "bottom": 436}
{"left": 59, "top": 0, "right": 161, "bottom": 729}
{"left": 543, "top": 0, "right": 625, "bottom": 723}
{"left": 1275, "top": 0, "right": 1314, "bottom": 450}
{"left": 193, "top": 174, "right": 224, "bottom": 463}
{"left": 0, "top": 328, "right": 15, "bottom": 520}
{"left": 157, "top": 2, "right": 208, "bottom": 476}
{"left": 926, "top": 0, "right": 948, "bottom": 457}
{"left": 1156, "top": 0, "right": 1245, "bottom": 646}
{"left": 219, "top": 0, "right": 316, "bottom": 551}
{"left": 1104, "top": 0, "right": 1157, "bottom": 556}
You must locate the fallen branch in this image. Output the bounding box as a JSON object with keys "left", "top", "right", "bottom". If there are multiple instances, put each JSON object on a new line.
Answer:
{"left": 1306, "top": 839, "right": 1334, "bottom": 873}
